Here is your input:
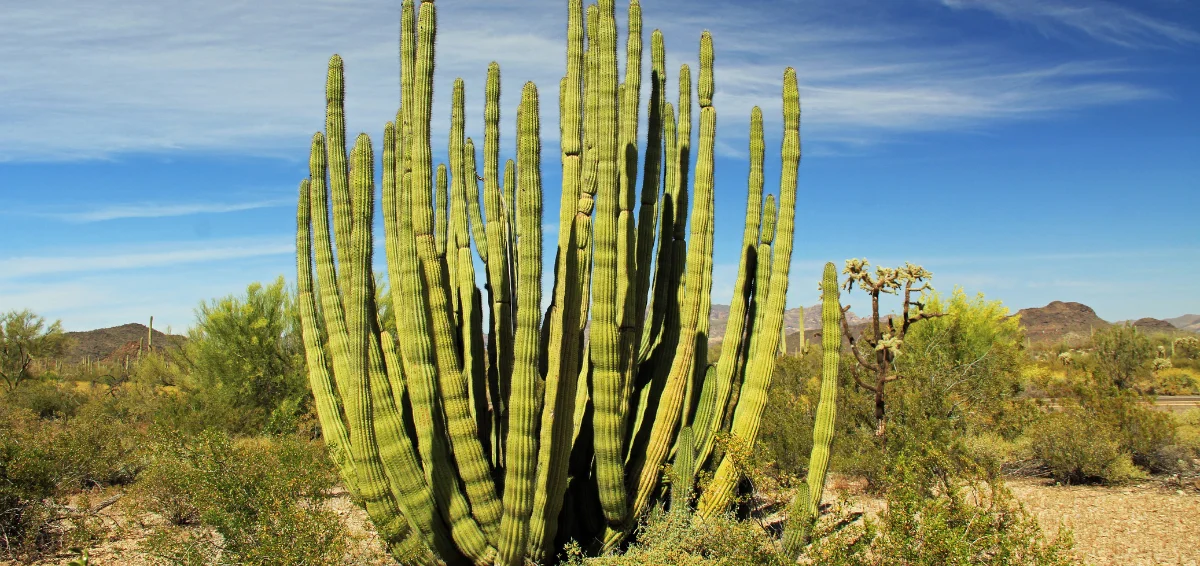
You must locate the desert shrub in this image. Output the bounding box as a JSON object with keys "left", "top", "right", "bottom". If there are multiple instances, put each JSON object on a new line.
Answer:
{"left": 1081, "top": 389, "right": 1176, "bottom": 471}
{"left": 1173, "top": 336, "right": 1200, "bottom": 362}
{"left": 800, "top": 445, "right": 1078, "bottom": 566}
{"left": 5, "top": 380, "right": 87, "bottom": 419}
{"left": 1028, "top": 406, "right": 1139, "bottom": 484}
{"left": 0, "top": 400, "right": 143, "bottom": 558}
{"left": 182, "top": 277, "right": 309, "bottom": 435}
{"left": 1145, "top": 367, "right": 1200, "bottom": 395}
{"left": 1091, "top": 324, "right": 1154, "bottom": 389}
{"left": 563, "top": 508, "right": 786, "bottom": 566}
{"left": 758, "top": 351, "right": 831, "bottom": 475}
{"left": 135, "top": 428, "right": 347, "bottom": 565}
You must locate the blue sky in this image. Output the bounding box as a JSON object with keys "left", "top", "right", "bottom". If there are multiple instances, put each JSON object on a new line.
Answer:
{"left": 1, "top": 0, "right": 1197, "bottom": 332}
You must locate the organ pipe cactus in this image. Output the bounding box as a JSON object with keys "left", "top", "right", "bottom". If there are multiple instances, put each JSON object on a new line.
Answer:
{"left": 782, "top": 262, "right": 842, "bottom": 555}
{"left": 295, "top": 1, "right": 830, "bottom": 563}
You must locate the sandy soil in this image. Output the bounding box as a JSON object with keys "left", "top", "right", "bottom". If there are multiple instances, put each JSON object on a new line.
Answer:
{"left": 1008, "top": 477, "right": 1200, "bottom": 566}
{"left": 8, "top": 478, "right": 1199, "bottom": 565}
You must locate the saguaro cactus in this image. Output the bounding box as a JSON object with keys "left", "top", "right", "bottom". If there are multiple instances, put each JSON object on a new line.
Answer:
{"left": 295, "top": 1, "right": 830, "bottom": 563}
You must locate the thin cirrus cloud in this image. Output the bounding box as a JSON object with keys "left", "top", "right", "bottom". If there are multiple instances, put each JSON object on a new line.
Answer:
{"left": 940, "top": 0, "right": 1200, "bottom": 47}
{"left": 0, "top": 238, "right": 294, "bottom": 280}
{"left": 47, "top": 199, "right": 294, "bottom": 222}
{"left": 0, "top": 0, "right": 1181, "bottom": 162}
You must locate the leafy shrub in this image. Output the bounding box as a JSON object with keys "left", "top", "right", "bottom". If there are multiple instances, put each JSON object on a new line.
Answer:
{"left": 1028, "top": 406, "right": 1139, "bottom": 484}
{"left": 1081, "top": 390, "right": 1176, "bottom": 471}
{"left": 1149, "top": 367, "right": 1200, "bottom": 396}
{"left": 1091, "top": 324, "right": 1154, "bottom": 389}
{"left": 5, "top": 380, "right": 87, "bottom": 419}
{"left": 182, "top": 277, "right": 309, "bottom": 435}
{"left": 0, "top": 400, "right": 143, "bottom": 558}
{"left": 802, "top": 447, "right": 1078, "bottom": 566}
{"left": 563, "top": 508, "right": 786, "bottom": 566}
{"left": 135, "top": 429, "right": 347, "bottom": 565}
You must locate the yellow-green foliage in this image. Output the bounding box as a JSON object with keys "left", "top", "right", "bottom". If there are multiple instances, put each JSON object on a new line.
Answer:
{"left": 135, "top": 429, "right": 348, "bottom": 566}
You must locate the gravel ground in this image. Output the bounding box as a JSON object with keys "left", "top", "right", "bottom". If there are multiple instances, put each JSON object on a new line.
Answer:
{"left": 8, "top": 478, "right": 1199, "bottom": 565}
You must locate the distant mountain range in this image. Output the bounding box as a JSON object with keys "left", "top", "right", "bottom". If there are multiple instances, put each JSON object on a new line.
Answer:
{"left": 1166, "top": 314, "right": 1200, "bottom": 333}
{"left": 59, "top": 304, "right": 1198, "bottom": 363}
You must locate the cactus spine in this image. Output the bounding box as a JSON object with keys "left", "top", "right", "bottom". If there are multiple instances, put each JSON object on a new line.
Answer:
{"left": 296, "top": 1, "right": 824, "bottom": 563}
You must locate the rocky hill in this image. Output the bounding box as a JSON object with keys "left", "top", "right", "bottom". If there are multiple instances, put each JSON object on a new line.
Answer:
{"left": 1167, "top": 314, "right": 1200, "bottom": 333}
{"left": 1131, "top": 318, "right": 1177, "bottom": 333}
{"left": 1013, "top": 301, "right": 1109, "bottom": 343}
{"left": 63, "top": 323, "right": 184, "bottom": 363}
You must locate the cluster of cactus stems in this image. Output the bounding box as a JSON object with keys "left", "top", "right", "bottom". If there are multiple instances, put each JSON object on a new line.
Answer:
{"left": 295, "top": 0, "right": 825, "bottom": 563}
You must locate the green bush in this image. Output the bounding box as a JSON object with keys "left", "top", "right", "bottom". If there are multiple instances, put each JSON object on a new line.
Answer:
{"left": 182, "top": 277, "right": 309, "bottom": 435}
{"left": 0, "top": 400, "right": 143, "bottom": 558}
{"left": 802, "top": 447, "right": 1078, "bottom": 566}
{"left": 1091, "top": 324, "right": 1154, "bottom": 389}
{"left": 134, "top": 429, "right": 347, "bottom": 565}
{"left": 5, "top": 380, "right": 86, "bottom": 419}
{"left": 563, "top": 508, "right": 786, "bottom": 566}
{"left": 1028, "top": 406, "right": 1139, "bottom": 484}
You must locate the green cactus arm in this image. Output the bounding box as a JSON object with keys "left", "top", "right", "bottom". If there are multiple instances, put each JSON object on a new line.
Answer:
{"left": 313, "top": 130, "right": 411, "bottom": 551}
{"left": 689, "top": 363, "right": 718, "bottom": 456}
{"left": 671, "top": 425, "right": 695, "bottom": 515}
{"left": 782, "top": 262, "right": 842, "bottom": 554}
{"left": 761, "top": 194, "right": 777, "bottom": 245}
{"left": 691, "top": 111, "right": 761, "bottom": 470}
{"left": 588, "top": 0, "right": 629, "bottom": 528}
{"left": 295, "top": 175, "right": 358, "bottom": 496}
{"left": 376, "top": 330, "right": 463, "bottom": 564}
{"left": 461, "top": 138, "right": 494, "bottom": 469}
{"left": 392, "top": 86, "right": 502, "bottom": 565}
{"left": 437, "top": 163, "right": 449, "bottom": 259}
{"left": 324, "top": 56, "right": 355, "bottom": 299}
{"left": 696, "top": 68, "right": 801, "bottom": 519}
{"left": 631, "top": 29, "right": 665, "bottom": 356}
{"left": 624, "top": 38, "right": 717, "bottom": 535}
{"left": 497, "top": 82, "right": 545, "bottom": 566}
{"left": 481, "top": 62, "right": 514, "bottom": 474}
{"left": 782, "top": 481, "right": 812, "bottom": 555}
{"left": 527, "top": 0, "right": 590, "bottom": 555}
{"left": 638, "top": 99, "right": 677, "bottom": 362}
{"left": 406, "top": 3, "right": 504, "bottom": 544}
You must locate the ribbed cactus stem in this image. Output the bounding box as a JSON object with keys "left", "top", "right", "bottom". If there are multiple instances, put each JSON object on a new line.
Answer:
{"left": 696, "top": 68, "right": 801, "bottom": 519}
{"left": 527, "top": 1, "right": 589, "bottom": 556}
{"left": 783, "top": 262, "right": 841, "bottom": 555}
{"left": 481, "top": 61, "right": 514, "bottom": 473}
{"left": 497, "top": 82, "right": 544, "bottom": 566}
{"left": 672, "top": 426, "right": 695, "bottom": 515}
{"left": 589, "top": 0, "right": 629, "bottom": 527}
{"left": 693, "top": 104, "right": 763, "bottom": 469}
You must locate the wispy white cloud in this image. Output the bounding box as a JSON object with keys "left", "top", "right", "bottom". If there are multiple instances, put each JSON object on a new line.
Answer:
{"left": 43, "top": 199, "right": 294, "bottom": 222}
{"left": 0, "top": 0, "right": 1179, "bottom": 162}
{"left": 0, "top": 238, "right": 294, "bottom": 279}
{"left": 940, "top": 0, "right": 1200, "bottom": 48}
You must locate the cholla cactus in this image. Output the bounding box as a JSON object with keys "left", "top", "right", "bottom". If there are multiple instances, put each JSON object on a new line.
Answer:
{"left": 839, "top": 259, "right": 944, "bottom": 437}
{"left": 1058, "top": 351, "right": 1073, "bottom": 366}
{"left": 1175, "top": 336, "right": 1200, "bottom": 359}
{"left": 1153, "top": 357, "right": 1173, "bottom": 371}
{"left": 295, "top": 1, "right": 814, "bottom": 563}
